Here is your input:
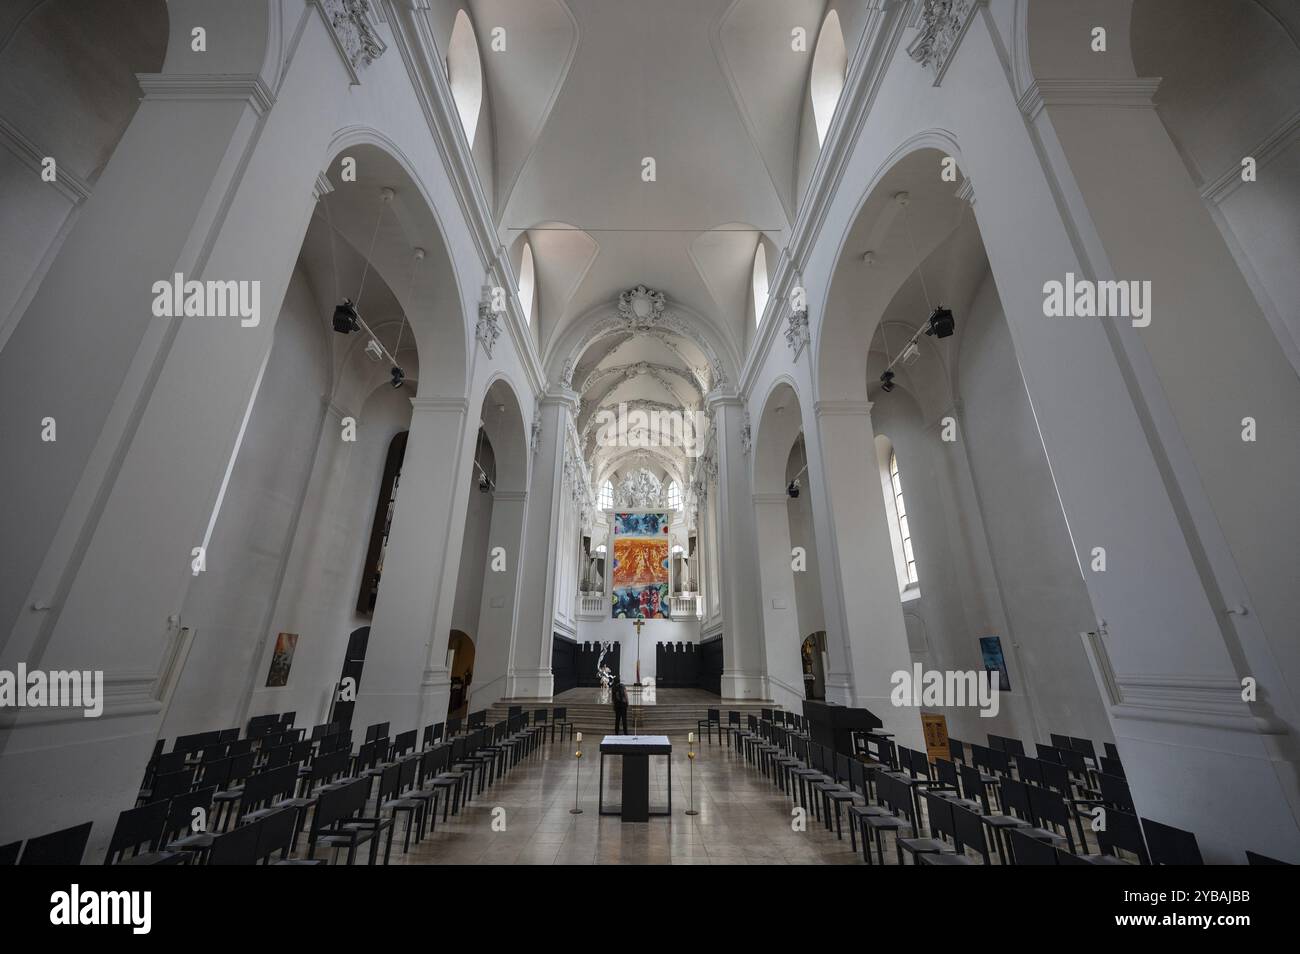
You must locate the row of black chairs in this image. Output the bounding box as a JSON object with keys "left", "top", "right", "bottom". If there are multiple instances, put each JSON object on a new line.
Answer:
{"left": 696, "top": 707, "right": 797, "bottom": 746}
{"left": 6, "top": 708, "right": 556, "bottom": 865}
{"left": 504, "top": 706, "right": 575, "bottom": 743}
{"left": 731, "top": 716, "right": 1234, "bottom": 865}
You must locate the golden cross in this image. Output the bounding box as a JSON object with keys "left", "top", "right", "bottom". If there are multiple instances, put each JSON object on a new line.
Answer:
{"left": 632, "top": 618, "right": 645, "bottom": 636}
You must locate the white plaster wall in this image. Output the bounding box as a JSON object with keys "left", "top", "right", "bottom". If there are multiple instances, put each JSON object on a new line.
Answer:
{"left": 247, "top": 381, "right": 414, "bottom": 728}
{"left": 160, "top": 266, "right": 329, "bottom": 737}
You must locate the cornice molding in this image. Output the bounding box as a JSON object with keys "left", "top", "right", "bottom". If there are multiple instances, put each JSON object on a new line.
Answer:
{"left": 1017, "top": 77, "right": 1162, "bottom": 122}
{"left": 1081, "top": 632, "right": 1285, "bottom": 736}
{"left": 814, "top": 399, "right": 873, "bottom": 418}
{"left": 1200, "top": 106, "right": 1300, "bottom": 206}
{"left": 410, "top": 395, "right": 469, "bottom": 413}
{"left": 751, "top": 491, "right": 790, "bottom": 505}
{"left": 0, "top": 116, "right": 92, "bottom": 203}
{"left": 313, "top": 170, "right": 335, "bottom": 201}
{"left": 135, "top": 73, "right": 276, "bottom": 116}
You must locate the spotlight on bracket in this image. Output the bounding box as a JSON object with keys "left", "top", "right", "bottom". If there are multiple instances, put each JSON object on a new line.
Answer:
{"left": 333, "top": 298, "right": 361, "bottom": 335}
{"left": 924, "top": 305, "right": 955, "bottom": 338}
{"left": 787, "top": 479, "right": 800, "bottom": 499}
{"left": 880, "top": 369, "right": 896, "bottom": 393}
{"left": 390, "top": 365, "right": 405, "bottom": 389}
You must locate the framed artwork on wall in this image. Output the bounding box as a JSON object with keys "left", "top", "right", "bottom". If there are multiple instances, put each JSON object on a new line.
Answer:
{"left": 979, "top": 635, "right": 1011, "bottom": 692}
{"left": 266, "top": 632, "right": 299, "bottom": 688}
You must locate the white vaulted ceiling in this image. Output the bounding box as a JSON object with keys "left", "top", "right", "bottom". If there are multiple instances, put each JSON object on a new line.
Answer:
{"left": 458, "top": 0, "right": 867, "bottom": 486}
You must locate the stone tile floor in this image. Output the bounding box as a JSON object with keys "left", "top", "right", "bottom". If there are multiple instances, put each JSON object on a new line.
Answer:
{"left": 346, "top": 737, "right": 889, "bottom": 865}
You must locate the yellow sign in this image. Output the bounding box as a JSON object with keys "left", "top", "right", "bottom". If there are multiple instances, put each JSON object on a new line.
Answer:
{"left": 920, "top": 711, "right": 950, "bottom": 764}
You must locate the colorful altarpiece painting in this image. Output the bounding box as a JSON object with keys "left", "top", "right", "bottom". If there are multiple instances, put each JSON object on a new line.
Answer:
{"left": 610, "top": 511, "right": 671, "bottom": 619}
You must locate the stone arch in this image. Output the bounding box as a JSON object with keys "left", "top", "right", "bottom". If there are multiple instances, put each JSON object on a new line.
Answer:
{"left": 814, "top": 136, "right": 968, "bottom": 404}
{"left": 475, "top": 372, "right": 530, "bottom": 494}
{"left": 322, "top": 130, "right": 470, "bottom": 399}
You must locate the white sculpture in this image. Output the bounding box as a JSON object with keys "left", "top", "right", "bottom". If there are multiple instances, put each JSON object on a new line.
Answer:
{"left": 596, "top": 639, "right": 616, "bottom": 702}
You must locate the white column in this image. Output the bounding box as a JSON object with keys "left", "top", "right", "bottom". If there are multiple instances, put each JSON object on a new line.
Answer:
{"left": 946, "top": 14, "right": 1300, "bottom": 859}
{"left": 807, "top": 400, "right": 923, "bottom": 748}
{"left": 510, "top": 391, "right": 575, "bottom": 700}
{"left": 467, "top": 489, "right": 528, "bottom": 709}
{"left": 707, "top": 393, "right": 766, "bottom": 700}
{"left": 752, "top": 492, "right": 808, "bottom": 710}
{"left": 0, "top": 20, "right": 350, "bottom": 856}
{"left": 351, "top": 396, "right": 470, "bottom": 734}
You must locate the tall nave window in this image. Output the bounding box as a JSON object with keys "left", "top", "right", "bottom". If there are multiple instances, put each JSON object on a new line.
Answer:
{"left": 889, "top": 451, "right": 917, "bottom": 585}
{"left": 667, "top": 479, "right": 683, "bottom": 512}
{"left": 598, "top": 479, "right": 614, "bottom": 511}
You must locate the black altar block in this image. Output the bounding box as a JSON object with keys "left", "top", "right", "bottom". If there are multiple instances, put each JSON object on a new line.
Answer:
{"left": 599, "top": 735, "right": 672, "bottom": 821}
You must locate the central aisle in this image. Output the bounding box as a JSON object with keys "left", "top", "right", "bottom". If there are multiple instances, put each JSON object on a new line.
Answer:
{"left": 381, "top": 739, "right": 873, "bottom": 865}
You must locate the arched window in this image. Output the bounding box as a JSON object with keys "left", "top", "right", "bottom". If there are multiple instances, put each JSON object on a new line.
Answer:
{"left": 598, "top": 479, "right": 614, "bottom": 510}
{"left": 518, "top": 241, "right": 536, "bottom": 325}
{"left": 809, "top": 11, "right": 847, "bottom": 147}
{"left": 447, "top": 10, "right": 483, "bottom": 146}
{"left": 751, "top": 241, "right": 769, "bottom": 326}
{"left": 889, "top": 451, "right": 918, "bottom": 585}
{"left": 667, "top": 479, "right": 683, "bottom": 511}
{"left": 875, "top": 435, "right": 918, "bottom": 595}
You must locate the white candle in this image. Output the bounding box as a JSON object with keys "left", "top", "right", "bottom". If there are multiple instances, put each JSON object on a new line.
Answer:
{"left": 688, "top": 731, "right": 696, "bottom": 744}
{"left": 576, "top": 731, "right": 583, "bottom": 743}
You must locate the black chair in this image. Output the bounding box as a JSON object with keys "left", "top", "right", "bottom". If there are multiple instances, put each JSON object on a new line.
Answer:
{"left": 207, "top": 819, "right": 262, "bottom": 865}
{"left": 1008, "top": 827, "right": 1059, "bottom": 865}
{"left": 933, "top": 759, "right": 982, "bottom": 813}
{"left": 255, "top": 808, "right": 311, "bottom": 864}
{"left": 1246, "top": 850, "right": 1290, "bottom": 865}
{"left": 947, "top": 738, "right": 966, "bottom": 765}
{"left": 1142, "top": 818, "right": 1203, "bottom": 865}
{"left": 1089, "top": 809, "right": 1147, "bottom": 864}
{"left": 19, "top": 821, "right": 93, "bottom": 865}
{"left": 104, "top": 800, "right": 179, "bottom": 865}
{"left": 1001, "top": 778, "right": 1068, "bottom": 851}
{"left": 160, "top": 786, "right": 218, "bottom": 859}
{"left": 897, "top": 791, "right": 960, "bottom": 864}
{"left": 1069, "top": 736, "right": 1098, "bottom": 766}
{"left": 697, "top": 708, "right": 721, "bottom": 745}
{"left": 1015, "top": 755, "right": 1044, "bottom": 787}
{"left": 1103, "top": 742, "right": 1120, "bottom": 762}
{"left": 725, "top": 711, "right": 743, "bottom": 748}
{"left": 861, "top": 772, "right": 917, "bottom": 866}
{"left": 212, "top": 752, "right": 257, "bottom": 829}
{"left": 1100, "top": 755, "right": 1125, "bottom": 778}
{"left": 392, "top": 730, "right": 418, "bottom": 759}
{"left": 420, "top": 744, "right": 466, "bottom": 822}
{"left": 552, "top": 708, "right": 573, "bottom": 743}
{"left": 948, "top": 806, "right": 992, "bottom": 864}
{"left": 1035, "top": 743, "right": 1062, "bottom": 764}
{"left": 307, "top": 778, "right": 393, "bottom": 865}
{"left": 0, "top": 841, "right": 21, "bottom": 865}
{"left": 378, "top": 759, "right": 424, "bottom": 853}
{"left": 1026, "top": 783, "right": 1076, "bottom": 853}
